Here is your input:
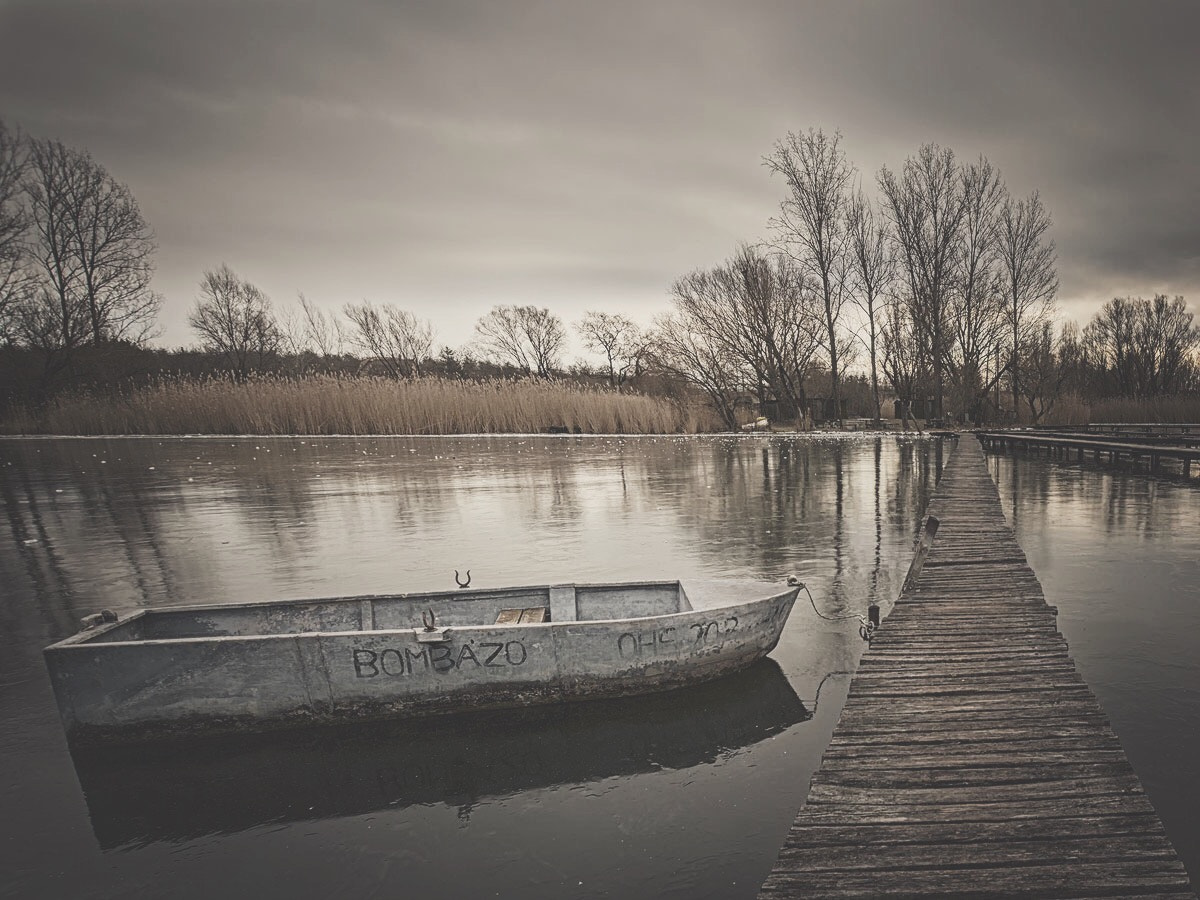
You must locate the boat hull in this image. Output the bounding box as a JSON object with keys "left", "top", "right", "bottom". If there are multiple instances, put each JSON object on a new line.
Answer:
{"left": 45, "top": 586, "right": 797, "bottom": 743}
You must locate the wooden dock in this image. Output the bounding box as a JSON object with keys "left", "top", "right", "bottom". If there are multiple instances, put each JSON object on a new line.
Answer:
{"left": 760, "top": 436, "right": 1195, "bottom": 899}
{"left": 977, "top": 430, "right": 1199, "bottom": 477}
{"left": 1029, "top": 423, "right": 1200, "bottom": 438}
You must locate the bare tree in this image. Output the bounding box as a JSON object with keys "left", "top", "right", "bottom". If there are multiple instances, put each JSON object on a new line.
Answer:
{"left": 651, "top": 309, "right": 746, "bottom": 431}
{"left": 998, "top": 190, "right": 1057, "bottom": 419}
{"left": 473, "top": 305, "right": 565, "bottom": 377}
{"left": 1130, "top": 295, "right": 1198, "bottom": 395}
{"left": 343, "top": 300, "right": 433, "bottom": 377}
{"left": 1082, "top": 297, "right": 1137, "bottom": 396}
{"left": 1084, "top": 295, "right": 1199, "bottom": 397}
{"left": 730, "top": 245, "right": 822, "bottom": 422}
{"left": 878, "top": 144, "right": 966, "bottom": 421}
{"left": 766, "top": 128, "right": 854, "bottom": 424}
{"left": 474, "top": 306, "right": 534, "bottom": 373}
{"left": 847, "top": 189, "right": 895, "bottom": 420}
{"left": 1055, "top": 320, "right": 1089, "bottom": 397}
{"left": 1020, "top": 321, "right": 1069, "bottom": 423}
{"left": 880, "top": 296, "right": 930, "bottom": 428}
{"left": 520, "top": 307, "right": 565, "bottom": 378}
{"left": 22, "top": 144, "right": 86, "bottom": 355}
{"left": 297, "top": 293, "right": 344, "bottom": 360}
{"left": 663, "top": 244, "right": 820, "bottom": 426}
{"left": 24, "top": 137, "right": 160, "bottom": 349}
{"left": 949, "top": 156, "right": 1008, "bottom": 421}
{"left": 575, "top": 311, "right": 646, "bottom": 390}
{"left": 278, "top": 294, "right": 347, "bottom": 374}
{"left": 188, "top": 264, "right": 281, "bottom": 379}
{"left": 0, "top": 120, "right": 29, "bottom": 346}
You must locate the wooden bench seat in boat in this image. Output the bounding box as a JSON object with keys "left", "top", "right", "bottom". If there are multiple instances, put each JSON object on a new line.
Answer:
{"left": 494, "top": 607, "right": 550, "bottom": 625}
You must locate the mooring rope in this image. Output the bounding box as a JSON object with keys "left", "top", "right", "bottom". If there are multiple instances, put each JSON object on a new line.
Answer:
{"left": 788, "top": 576, "right": 877, "bottom": 642}
{"left": 810, "top": 668, "right": 857, "bottom": 714}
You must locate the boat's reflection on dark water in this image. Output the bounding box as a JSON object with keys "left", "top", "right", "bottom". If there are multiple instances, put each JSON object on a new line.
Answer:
{"left": 70, "top": 659, "right": 809, "bottom": 851}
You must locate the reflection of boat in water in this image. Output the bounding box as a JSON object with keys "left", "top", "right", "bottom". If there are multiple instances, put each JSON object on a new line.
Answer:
{"left": 69, "top": 659, "right": 809, "bottom": 850}
{"left": 45, "top": 580, "right": 797, "bottom": 743}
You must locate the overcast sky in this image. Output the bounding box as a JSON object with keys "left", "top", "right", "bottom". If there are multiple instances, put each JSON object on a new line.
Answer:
{"left": 2, "top": 0, "right": 1198, "bottom": 356}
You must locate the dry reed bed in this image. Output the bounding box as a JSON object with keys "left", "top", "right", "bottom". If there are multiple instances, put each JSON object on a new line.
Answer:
{"left": 1088, "top": 394, "right": 1200, "bottom": 423}
{"left": 1044, "top": 393, "right": 1200, "bottom": 426}
{"left": 2, "top": 376, "right": 707, "bottom": 435}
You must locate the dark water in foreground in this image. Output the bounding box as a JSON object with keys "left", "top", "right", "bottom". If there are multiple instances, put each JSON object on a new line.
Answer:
{"left": 988, "top": 452, "right": 1200, "bottom": 884}
{"left": 1, "top": 435, "right": 943, "bottom": 900}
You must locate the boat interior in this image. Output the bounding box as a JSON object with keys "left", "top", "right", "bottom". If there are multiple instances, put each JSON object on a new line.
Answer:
{"left": 75, "top": 582, "right": 693, "bottom": 643}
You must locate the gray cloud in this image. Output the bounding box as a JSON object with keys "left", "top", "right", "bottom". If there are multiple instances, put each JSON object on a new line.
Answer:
{"left": 2, "top": 0, "right": 1198, "bottom": 349}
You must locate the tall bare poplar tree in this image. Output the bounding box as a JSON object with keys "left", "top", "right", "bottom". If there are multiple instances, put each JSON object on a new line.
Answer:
{"left": 847, "top": 189, "right": 895, "bottom": 420}
{"left": 880, "top": 296, "right": 928, "bottom": 427}
{"left": 999, "top": 191, "right": 1057, "bottom": 419}
{"left": 951, "top": 156, "right": 1007, "bottom": 417}
{"left": 766, "top": 129, "right": 853, "bottom": 424}
{"left": 878, "top": 144, "right": 966, "bottom": 420}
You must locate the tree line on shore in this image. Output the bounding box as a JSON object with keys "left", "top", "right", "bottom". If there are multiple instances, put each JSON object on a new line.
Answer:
{"left": 1, "top": 118, "right": 1197, "bottom": 433}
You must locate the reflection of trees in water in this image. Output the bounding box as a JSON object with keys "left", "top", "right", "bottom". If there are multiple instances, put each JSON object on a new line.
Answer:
{"left": 635, "top": 436, "right": 946, "bottom": 613}
{"left": 0, "top": 440, "right": 309, "bottom": 628}
{"left": 1, "top": 435, "right": 948, "bottom": 642}
{"left": 872, "top": 437, "right": 883, "bottom": 600}
{"left": 988, "top": 451, "right": 1199, "bottom": 541}
{"left": 334, "top": 436, "right": 601, "bottom": 531}
{"left": 458, "top": 438, "right": 589, "bottom": 527}
{"left": 3, "top": 440, "right": 322, "bottom": 622}
{"left": 0, "top": 462, "right": 78, "bottom": 639}
{"left": 0, "top": 436, "right": 612, "bottom": 626}
{"left": 1101, "top": 472, "right": 1162, "bottom": 538}
{"left": 891, "top": 438, "right": 937, "bottom": 532}
{"left": 74, "top": 467, "right": 176, "bottom": 606}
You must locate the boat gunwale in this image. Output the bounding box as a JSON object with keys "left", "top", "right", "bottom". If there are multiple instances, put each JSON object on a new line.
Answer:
{"left": 45, "top": 584, "right": 799, "bottom": 652}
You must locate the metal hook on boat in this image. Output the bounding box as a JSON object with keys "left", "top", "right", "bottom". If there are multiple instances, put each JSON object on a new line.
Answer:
{"left": 454, "top": 569, "right": 471, "bottom": 589}
{"left": 79, "top": 609, "right": 118, "bottom": 631}
{"left": 422, "top": 608, "right": 437, "bottom": 631}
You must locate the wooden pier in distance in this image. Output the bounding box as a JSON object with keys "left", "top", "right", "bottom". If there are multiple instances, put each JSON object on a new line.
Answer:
{"left": 760, "top": 436, "right": 1195, "bottom": 899}
{"left": 977, "top": 429, "right": 1199, "bottom": 477}
{"left": 1030, "top": 423, "right": 1200, "bottom": 439}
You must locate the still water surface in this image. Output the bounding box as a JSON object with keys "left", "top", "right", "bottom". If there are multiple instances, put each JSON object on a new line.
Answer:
{"left": 1, "top": 435, "right": 943, "bottom": 899}
{"left": 988, "top": 452, "right": 1200, "bottom": 883}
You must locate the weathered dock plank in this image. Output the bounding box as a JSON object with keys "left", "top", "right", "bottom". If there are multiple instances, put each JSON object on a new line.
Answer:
{"left": 759, "top": 436, "right": 1195, "bottom": 899}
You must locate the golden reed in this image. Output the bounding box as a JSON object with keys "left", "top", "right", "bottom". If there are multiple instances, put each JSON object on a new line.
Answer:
{"left": 1087, "top": 395, "right": 1200, "bottom": 424}
{"left": 3, "top": 375, "right": 715, "bottom": 435}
